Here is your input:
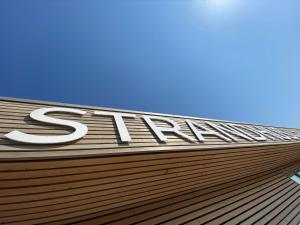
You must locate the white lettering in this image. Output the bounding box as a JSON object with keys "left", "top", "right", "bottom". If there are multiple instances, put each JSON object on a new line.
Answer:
{"left": 206, "top": 122, "right": 254, "bottom": 142}
{"left": 5, "top": 108, "right": 88, "bottom": 144}
{"left": 143, "top": 115, "right": 194, "bottom": 142}
{"left": 93, "top": 111, "right": 136, "bottom": 142}
{"left": 227, "top": 124, "right": 267, "bottom": 141}
{"left": 186, "top": 119, "right": 231, "bottom": 142}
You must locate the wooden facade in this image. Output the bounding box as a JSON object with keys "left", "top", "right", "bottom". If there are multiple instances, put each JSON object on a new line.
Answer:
{"left": 0, "top": 97, "right": 299, "bottom": 225}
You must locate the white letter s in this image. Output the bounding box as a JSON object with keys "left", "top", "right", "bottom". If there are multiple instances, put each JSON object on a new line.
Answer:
{"left": 5, "top": 107, "right": 88, "bottom": 144}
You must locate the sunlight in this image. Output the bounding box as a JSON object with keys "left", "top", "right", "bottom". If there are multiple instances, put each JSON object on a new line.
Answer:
{"left": 191, "top": 0, "right": 243, "bottom": 21}
{"left": 205, "top": 0, "right": 240, "bottom": 13}
{"left": 208, "top": 0, "right": 231, "bottom": 8}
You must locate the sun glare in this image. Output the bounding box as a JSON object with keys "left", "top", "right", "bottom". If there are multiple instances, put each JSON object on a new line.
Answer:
{"left": 208, "top": 0, "right": 230, "bottom": 7}
{"left": 192, "top": 0, "right": 242, "bottom": 18}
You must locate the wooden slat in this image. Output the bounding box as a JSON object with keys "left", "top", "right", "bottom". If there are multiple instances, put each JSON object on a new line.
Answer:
{"left": 51, "top": 163, "right": 300, "bottom": 225}
{"left": 0, "top": 97, "right": 299, "bottom": 225}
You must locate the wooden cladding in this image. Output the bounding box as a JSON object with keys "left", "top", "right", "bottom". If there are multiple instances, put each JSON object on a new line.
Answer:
{"left": 0, "top": 97, "right": 300, "bottom": 160}
{"left": 0, "top": 97, "right": 299, "bottom": 224}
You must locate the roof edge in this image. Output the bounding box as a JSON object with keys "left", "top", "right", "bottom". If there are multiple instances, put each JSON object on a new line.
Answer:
{"left": 0, "top": 96, "right": 297, "bottom": 130}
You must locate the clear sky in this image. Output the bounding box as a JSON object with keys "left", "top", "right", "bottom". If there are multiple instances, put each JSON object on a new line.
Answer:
{"left": 0, "top": 0, "right": 300, "bottom": 128}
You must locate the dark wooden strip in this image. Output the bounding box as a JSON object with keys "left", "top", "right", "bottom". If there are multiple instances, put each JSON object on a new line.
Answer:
{"left": 1, "top": 143, "right": 298, "bottom": 171}
{"left": 148, "top": 178, "right": 292, "bottom": 225}
{"left": 267, "top": 194, "right": 300, "bottom": 224}
{"left": 0, "top": 151, "right": 296, "bottom": 198}
{"left": 205, "top": 181, "right": 299, "bottom": 224}
{"left": 47, "top": 163, "right": 300, "bottom": 225}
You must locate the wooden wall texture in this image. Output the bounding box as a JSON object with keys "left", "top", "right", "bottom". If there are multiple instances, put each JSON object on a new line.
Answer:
{"left": 0, "top": 97, "right": 299, "bottom": 225}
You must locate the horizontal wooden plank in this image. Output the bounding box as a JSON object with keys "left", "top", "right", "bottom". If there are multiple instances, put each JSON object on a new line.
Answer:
{"left": 0, "top": 98, "right": 299, "bottom": 225}
{"left": 52, "top": 163, "right": 300, "bottom": 225}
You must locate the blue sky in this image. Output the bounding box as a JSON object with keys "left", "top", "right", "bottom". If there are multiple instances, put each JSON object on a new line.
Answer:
{"left": 0, "top": 0, "right": 300, "bottom": 128}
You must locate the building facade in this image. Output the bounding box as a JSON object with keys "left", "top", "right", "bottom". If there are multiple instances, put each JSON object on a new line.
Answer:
{"left": 0, "top": 97, "right": 299, "bottom": 224}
